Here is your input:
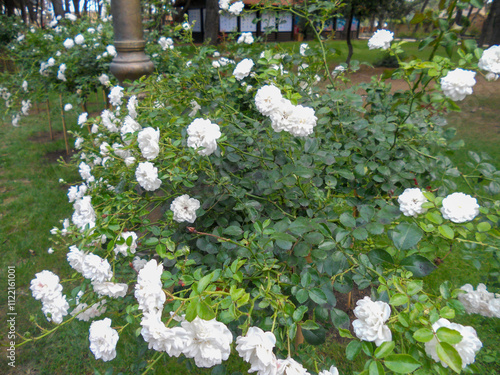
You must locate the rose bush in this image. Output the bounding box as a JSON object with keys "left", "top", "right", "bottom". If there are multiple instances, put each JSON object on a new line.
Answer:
{"left": 2, "top": 0, "right": 500, "bottom": 374}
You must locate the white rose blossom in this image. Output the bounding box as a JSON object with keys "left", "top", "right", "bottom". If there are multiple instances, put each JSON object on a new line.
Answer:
{"left": 368, "top": 29, "right": 394, "bottom": 50}
{"left": 137, "top": 127, "right": 160, "bottom": 160}
{"left": 30, "top": 270, "right": 69, "bottom": 324}
{"left": 233, "top": 58, "right": 254, "bottom": 81}
{"left": 300, "top": 43, "right": 309, "bottom": 56}
{"left": 98, "top": 73, "right": 110, "bottom": 86}
{"left": 135, "top": 162, "right": 162, "bottom": 191}
{"left": 135, "top": 259, "right": 166, "bottom": 313}
{"left": 64, "top": 103, "right": 72, "bottom": 111}
{"left": 72, "top": 195, "right": 96, "bottom": 230}
{"left": 78, "top": 112, "right": 88, "bottom": 126}
{"left": 318, "top": 366, "right": 339, "bottom": 375}
{"left": 440, "top": 69, "right": 476, "bottom": 101}
{"left": 106, "top": 45, "right": 117, "bottom": 57}
{"left": 424, "top": 318, "right": 482, "bottom": 369}
{"left": 181, "top": 317, "right": 233, "bottom": 368}
{"left": 237, "top": 32, "right": 254, "bottom": 44}
{"left": 81, "top": 253, "right": 113, "bottom": 283}
{"left": 228, "top": 1, "right": 244, "bottom": 15}
{"left": 158, "top": 36, "right": 174, "bottom": 50}
{"left": 478, "top": 45, "right": 500, "bottom": 74}
{"left": 170, "top": 194, "right": 201, "bottom": 223}
{"left": 276, "top": 357, "right": 310, "bottom": 375}
{"left": 74, "top": 34, "right": 85, "bottom": 45}
{"left": 255, "top": 85, "right": 283, "bottom": 117}
{"left": 236, "top": 327, "right": 277, "bottom": 375}
{"left": 89, "top": 318, "right": 119, "bottom": 361}
{"left": 440, "top": 192, "right": 479, "bottom": 223}
{"left": 63, "top": 38, "right": 74, "bottom": 49}
{"left": 92, "top": 281, "right": 128, "bottom": 298}
{"left": 71, "top": 300, "right": 107, "bottom": 321}
{"left": 458, "top": 283, "right": 500, "bottom": 318}
{"left": 127, "top": 95, "right": 138, "bottom": 119}
{"left": 398, "top": 188, "right": 428, "bottom": 217}
{"left": 67, "top": 245, "right": 86, "bottom": 272}
{"left": 352, "top": 296, "right": 392, "bottom": 346}
{"left": 186, "top": 118, "right": 222, "bottom": 156}
{"left": 109, "top": 86, "right": 124, "bottom": 107}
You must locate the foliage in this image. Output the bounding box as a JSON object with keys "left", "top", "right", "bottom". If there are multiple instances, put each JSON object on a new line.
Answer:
{"left": 1, "top": 1, "right": 500, "bottom": 375}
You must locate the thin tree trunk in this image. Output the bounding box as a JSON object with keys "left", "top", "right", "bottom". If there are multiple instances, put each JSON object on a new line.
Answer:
{"left": 346, "top": 6, "right": 355, "bottom": 66}
{"left": 205, "top": 0, "right": 219, "bottom": 44}
{"left": 59, "top": 94, "right": 70, "bottom": 155}
{"left": 51, "top": 0, "right": 65, "bottom": 17}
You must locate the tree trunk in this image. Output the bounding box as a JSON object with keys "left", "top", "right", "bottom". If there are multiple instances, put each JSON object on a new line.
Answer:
{"left": 204, "top": 0, "right": 219, "bottom": 44}
{"left": 51, "top": 0, "right": 65, "bottom": 17}
{"left": 369, "top": 14, "right": 375, "bottom": 33}
{"left": 346, "top": 6, "right": 355, "bottom": 66}
{"left": 72, "top": 0, "right": 80, "bottom": 16}
{"left": 490, "top": 0, "right": 500, "bottom": 45}
{"left": 479, "top": 0, "right": 499, "bottom": 46}
{"left": 64, "top": 0, "right": 71, "bottom": 13}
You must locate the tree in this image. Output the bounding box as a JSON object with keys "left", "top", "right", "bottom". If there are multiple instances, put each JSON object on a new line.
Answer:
{"left": 204, "top": 0, "right": 219, "bottom": 44}
{"left": 479, "top": 0, "right": 500, "bottom": 46}
{"left": 51, "top": 0, "right": 64, "bottom": 17}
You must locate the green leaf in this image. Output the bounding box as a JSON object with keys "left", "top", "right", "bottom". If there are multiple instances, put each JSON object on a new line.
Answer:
{"left": 367, "top": 249, "right": 394, "bottom": 266}
{"left": 413, "top": 328, "right": 434, "bottom": 343}
{"left": 223, "top": 225, "right": 243, "bottom": 236}
{"left": 301, "top": 320, "right": 319, "bottom": 330}
{"left": 302, "top": 325, "right": 326, "bottom": 345}
{"left": 331, "top": 308, "right": 350, "bottom": 329}
{"left": 384, "top": 354, "right": 422, "bottom": 373}
{"left": 369, "top": 360, "right": 385, "bottom": 375}
{"left": 197, "top": 274, "right": 212, "bottom": 293}
{"left": 401, "top": 255, "right": 437, "bottom": 277}
{"left": 374, "top": 341, "right": 395, "bottom": 359}
{"left": 436, "top": 327, "right": 463, "bottom": 345}
{"left": 436, "top": 342, "right": 462, "bottom": 373}
{"left": 346, "top": 340, "right": 362, "bottom": 360}
{"left": 296, "top": 289, "right": 309, "bottom": 304}
{"left": 407, "top": 280, "right": 423, "bottom": 296}
{"left": 477, "top": 222, "right": 491, "bottom": 232}
{"left": 425, "top": 211, "right": 443, "bottom": 225}
{"left": 340, "top": 212, "right": 356, "bottom": 228}
{"left": 438, "top": 225, "right": 454, "bottom": 240}
{"left": 390, "top": 223, "right": 423, "bottom": 250}
{"left": 309, "top": 288, "right": 328, "bottom": 305}
{"left": 293, "top": 305, "right": 308, "bottom": 322}
{"left": 390, "top": 293, "right": 409, "bottom": 306}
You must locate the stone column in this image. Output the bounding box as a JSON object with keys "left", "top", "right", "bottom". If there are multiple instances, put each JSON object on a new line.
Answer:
{"left": 110, "top": 0, "right": 154, "bottom": 84}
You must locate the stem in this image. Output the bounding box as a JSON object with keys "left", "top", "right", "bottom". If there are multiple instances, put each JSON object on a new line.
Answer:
{"left": 141, "top": 352, "right": 164, "bottom": 375}
{"left": 58, "top": 94, "right": 70, "bottom": 155}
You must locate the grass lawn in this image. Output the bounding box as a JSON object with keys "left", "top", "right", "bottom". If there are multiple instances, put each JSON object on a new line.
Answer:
{"left": 0, "top": 50, "right": 499, "bottom": 374}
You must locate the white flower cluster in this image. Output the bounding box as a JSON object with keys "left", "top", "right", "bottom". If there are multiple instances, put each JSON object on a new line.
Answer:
{"left": 212, "top": 56, "right": 235, "bottom": 69}
{"left": 158, "top": 36, "right": 174, "bottom": 50}
{"left": 67, "top": 183, "right": 88, "bottom": 203}
{"left": 30, "top": 270, "right": 69, "bottom": 324}
{"left": 398, "top": 188, "right": 428, "bottom": 217}
{"left": 478, "top": 45, "right": 500, "bottom": 77}
{"left": 135, "top": 259, "right": 166, "bottom": 313}
{"left": 21, "top": 99, "right": 31, "bottom": 116}
{"left": 424, "top": 318, "right": 482, "bottom": 369}
{"left": 72, "top": 195, "right": 96, "bottom": 230}
{"left": 300, "top": 43, "right": 309, "bottom": 56}
{"left": 89, "top": 318, "right": 119, "bottom": 361}
{"left": 235, "top": 327, "right": 337, "bottom": 375}
{"left": 458, "top": 284, "right": 500, "bottom": 318}
{"left": 233, "top": 58, "right": 254, "bottom": 81}
{"left": 127, "top": 95, "right": 138, "bottom": 119}
{"left": 352, "top": 296, "right": 392, "bottom": 346}
{"left": 237, "top": 32, "right": 254, "bottom": 44}
{"left": 74, "top": 34, "right": 85, "bottom": 45}
{"left": 109, "top": 85, "right": 124, "bottom": 107}
{"left": 98, "top": 73, "right": 110, "bottom": 86}
{"left": 138, "top": 127, "right": 160, "bottom": 160}
{"left": 440, "top": 68, "right": 476, "bottom": 101}
{"left": 63, "top": 38, "right": 74, "bottom": 49}
{"left": 440, "top": 192, "right": 479, "bottom": 223}
{"left": 135, "top": 161, "right": 162, "bottom": 191}
{"left": 186, "top": 118, "right": 222, "bottom": 156}
{"left": 368, "top": 29, "right": 394, "bottom": 50}
{"left": 170, "top": 194, "right": 201, "bottom": 223}
{"left": 57, "top": 63, "right": 67, "bottom": 81}
{"left": 219, "top": 0, "right": 244, "bottom": 15}
{"left": 71, "top": 299, "right": 107, "bottom": 321}
{"left": 78, "top": 112, "right": 88, "bottom": 127}
{"left": 255, "top": 85, "right": 317, "bottom": 137}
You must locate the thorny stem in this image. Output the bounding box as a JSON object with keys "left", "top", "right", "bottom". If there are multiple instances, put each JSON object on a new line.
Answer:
{"left": 142, "top": 352, "right": 164, "bottom": 375}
